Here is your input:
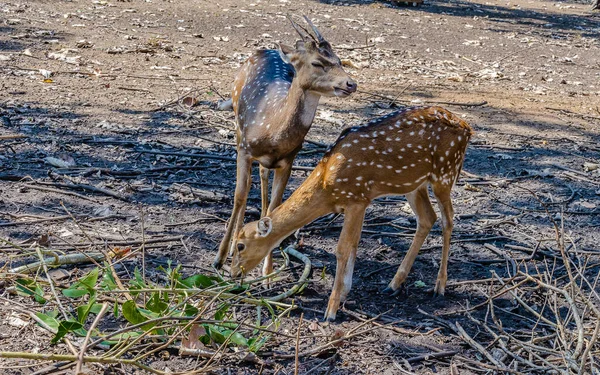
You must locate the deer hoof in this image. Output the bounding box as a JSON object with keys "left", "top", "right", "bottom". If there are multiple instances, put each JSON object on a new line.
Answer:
{"left": 323, "top": 312, "right": 337, "bottom": 322}
{"left": 433, "top": 286, "right": 446, "bottom": 299}
{"left": 432, "top": 292, "right": 445, "bottom": 300}
{"left": 212, "top": 259, "right": 224, "bottom": 269}
{"left": 323, "top": 307, "right": 338, "bottom": 322}
{"left": 382, "top": 285, "right": 405, "bottom": 297}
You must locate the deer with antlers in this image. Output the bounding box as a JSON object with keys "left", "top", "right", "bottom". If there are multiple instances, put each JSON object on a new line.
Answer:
{"left": 213, "top": 16, "right": 358, "bottom": 277}
{"left": 230, "top": 106, "right": 473, "bottom": 321}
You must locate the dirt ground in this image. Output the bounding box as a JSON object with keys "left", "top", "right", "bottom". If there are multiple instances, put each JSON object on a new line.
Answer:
{"left": 1, "top": 0, "right": 600, "bottom": 374}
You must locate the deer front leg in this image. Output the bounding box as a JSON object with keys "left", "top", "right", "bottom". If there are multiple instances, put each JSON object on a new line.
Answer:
{"left": 325, "top": 203, "right": 367, "bottom": 322}
{"left": 261, "top": 161, "right": 293, "bottom": 278}
{"left": 214, "top": 153, "right": 252, "bottom": 269}
{"left": 383, "top": 186, "right": 436, "bottom": 295}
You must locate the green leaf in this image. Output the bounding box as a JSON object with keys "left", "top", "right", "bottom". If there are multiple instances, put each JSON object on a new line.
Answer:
{"left": 208, "top": 325, "right": 226, "bottom": 344}
{"left": 414, "top": 280, "right": 427, "bottom": 288}
{"left": 227, "top": 283, "right": 249, "bottom": 293}
{"left": 214, "top": 304, "right": 229, "bottom": 321}
{"left": 51, "top": 320, "right": 83, "bottom": 344}
{"left": 15, "top": 279, "right": 47, "bottom": 304}
{"left": 129, "top": 267, "right": 147, "bottom": 291}
{"left": 76, "top": 295, "right": 97, "bottom": 324}
{"left": 62, "top": 268, "right": 99, "bottom": 299}
{"left": 183, "top": 304, "right": 199, "bottom": 316}
{"left": 89, "top": 303, "right": 104, "bottom": 315}
{"left": 122, "top": 301, "right": 158, "bottom": 332}
{"left": 100, "top": 331, "right": 141, "bottom": 345}
{"left": 62, "top": 288, "right": 89, "bottom": 298}
{"left": 35, "top": 312, "right": 59, "bottom": 331}
{"left": 223, "top": 330, "right": 248, "bottom": 347}
{"left": 248, "top": 336, "right": 269, "bottom": 353}
{"left": 146, "top": 293, "right": 168, "bottom": 314}
{"left": 122, "top": 300, "right": 148, "bottom": 325}
{"left": 100, "top": 263, "right": 117, "bottom": 290}
{"left": 32, "top": 283, "right": 46, "bottom": 304}
{"left": 180, "top": 274, "right": 213, "bottom": 289}
{"left": 79, "top": 268, "right": 99, "bottom": 289}
{"left": 113, "top": 301, "right": 119, "bottom": 319}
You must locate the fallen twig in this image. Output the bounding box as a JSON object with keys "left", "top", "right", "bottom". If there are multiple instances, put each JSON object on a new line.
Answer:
{"left": 75, "top": 303, "right": 110, "bottom": 374}
{"left": 49, "top": 171, "right": 129, "bottom": 201}
{"left": 8, "top": 249, "right": 127, "bottom": 274}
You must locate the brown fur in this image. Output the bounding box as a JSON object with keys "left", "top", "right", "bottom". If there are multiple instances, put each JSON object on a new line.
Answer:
{"left": 214, "top": 22, "right": 357, "bottom": 279}
{"left": 231, "top": 106, "right": 473, "bottom": 321}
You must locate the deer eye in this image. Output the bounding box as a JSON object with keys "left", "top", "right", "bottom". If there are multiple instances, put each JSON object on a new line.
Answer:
{"left": 237, "top": 243, "right": 246, "bottom": 252}
{"left": 311, "top": 62, "right": 325, "bottom": 70}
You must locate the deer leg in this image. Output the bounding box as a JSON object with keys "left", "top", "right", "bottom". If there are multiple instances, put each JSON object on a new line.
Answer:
{"left": 261, "top": 161, "right": 293, "bottom": 278}
{"left": 384, "top": 185, "right": 436, "bottom": 295}
{"left": 259, "top": 165, "right": 272, "bottom": 281}
{"left": 325, "top": 203, "right": 367, "bottom": 322}
{"left": 214, "top": 154, "right": 252, "bottom": 269}
{"left": 432, "top": 184, "right": 454, "bottom": 297}
{"left": 267, "top": 161, "right": 293, "bottom": 213}
{"left": 259, "top": 165, "right": 270, "bottom": 218}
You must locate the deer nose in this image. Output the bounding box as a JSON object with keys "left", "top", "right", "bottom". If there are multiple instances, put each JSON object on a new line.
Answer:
{"left": 346, "top": 80, "right": 357, "bottom": 93}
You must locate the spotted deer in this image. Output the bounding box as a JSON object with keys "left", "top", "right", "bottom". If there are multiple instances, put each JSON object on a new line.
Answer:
{"left": 230, "top": 106, "right": 473, "bottom": 321}
{"left": 213, "top": 16, "right": 358, "bottom": 277}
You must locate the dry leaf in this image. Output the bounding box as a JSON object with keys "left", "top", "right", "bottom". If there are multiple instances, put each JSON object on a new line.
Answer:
{"left": 330, "top": 328, "right": 345, "bottom": 347}
{"left": 38, "top": 233, "right": 51, "bottom": 247}
{"left": 341, "top": 59, "right": 359, "bottom": 69}
{"left": 39, "top": 69, "right": 52, "bottom": 79}
{"left": 44, "top": 155, "right": 76, "bottom": 168}
{"left": 464, "top": 183, "right": 482, "bottom": 192}
{"left": 47, "top": 49, "right": 81, "bottom": 65}
{"left": 181, "top": 324, "right": 207, "bottom": 350}
{"left": 583, "top": 162, "right": 599, "bottom": 172}
{"left": 181, "top": 96, "right": 198, "bottom": 107}
{"left": 93, "top": 206, "right": 113, "bottom": 217}
{"left": 8, "top": 313, "right": 28, "bottom": 328}
{"left": 76, "top": 39, "right": 93, "bottom": 48}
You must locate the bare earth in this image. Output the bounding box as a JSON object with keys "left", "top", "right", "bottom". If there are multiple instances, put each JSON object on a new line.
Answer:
{"left": 1, "top": 0, "right": 599, "bottom": 374}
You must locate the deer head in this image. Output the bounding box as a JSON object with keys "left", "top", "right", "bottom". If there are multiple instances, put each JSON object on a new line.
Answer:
{"left": 279, "top": 16, "right": 357, "bottom": 98}
{"left": 230, "top": 217, "right": 276, "bottom": 277}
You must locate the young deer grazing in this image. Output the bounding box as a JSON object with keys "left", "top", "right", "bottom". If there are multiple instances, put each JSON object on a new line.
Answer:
{"left": 230, "top": 106, "right": 473, "bottom": 321}
{"left": 213, "top": 16, "right": 358, "bottom": 276}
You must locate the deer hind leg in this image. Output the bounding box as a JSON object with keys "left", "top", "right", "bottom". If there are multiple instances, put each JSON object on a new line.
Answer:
{"left": 214, "top": 154, "right": 252, "bottom": 269}
{"left": 384, "top": 185, "right": 437, "bottom": 294}
{"left": 261, "top": 161, "right": 293, "bottom": 278}
{"left": 267, "top": 161, "right": 293, "bottom": 212}
{"left": 431, "top": 183, "right": 454, "bottom": 297}
{"left": 325, "top": 203, "right": 367, "bottom": 322}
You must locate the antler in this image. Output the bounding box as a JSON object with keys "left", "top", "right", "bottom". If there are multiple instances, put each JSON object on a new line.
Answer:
{"left": 303, "top": 15, "right": 326, "bottom": 44}
{"left": 287, "top": 14, "right": 310, "bottom": 42}
{"left": 288, "top": 14, "right": 329, "bottom": 46}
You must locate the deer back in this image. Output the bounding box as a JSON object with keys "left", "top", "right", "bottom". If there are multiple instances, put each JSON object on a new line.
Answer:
{"left": 314, "top": 106, "right": 473, "bottom": 203}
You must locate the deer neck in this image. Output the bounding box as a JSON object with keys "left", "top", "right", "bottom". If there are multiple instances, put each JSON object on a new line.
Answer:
{"left": 265, "top": 171, "right": 332, "bottom": 246}
{"left": 283, "top": 78, "right": 321, "bottom": 128}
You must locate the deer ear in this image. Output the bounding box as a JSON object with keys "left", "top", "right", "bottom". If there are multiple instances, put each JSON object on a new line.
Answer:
{"left": 294, "top": 40, "right": 307, "bottom": 52}
{"left": 277, "top": 43, "right": 296, "bottom": 64}
{"left": 256, "top": 217, "right": 273, "bottom": 237}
